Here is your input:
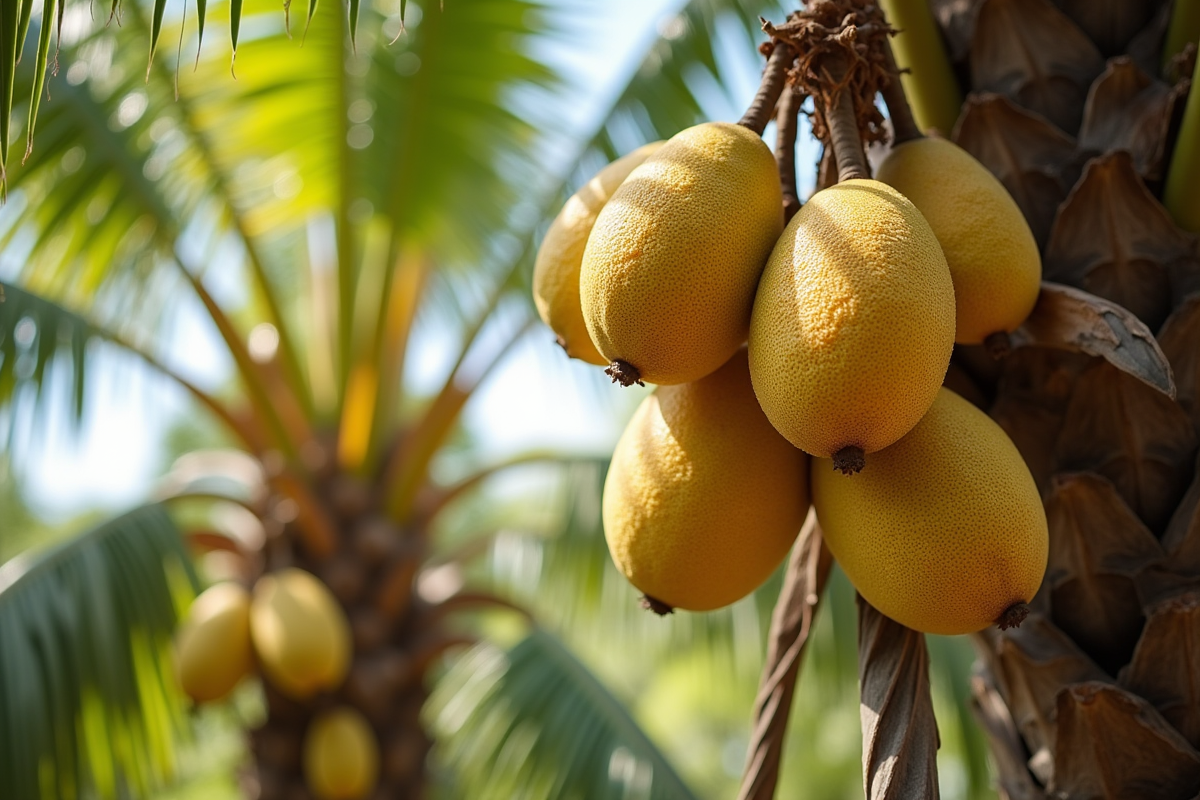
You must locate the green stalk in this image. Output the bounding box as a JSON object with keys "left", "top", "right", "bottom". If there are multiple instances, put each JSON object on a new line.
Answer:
{"left": 1164, "top": 52, "right": 1200, "bottom": 233}
{"left": 1164, "top": 0, "right": 1200, "bottom": 69}
{"left": 878, "top": 0, "right": 962, "bottom": 135}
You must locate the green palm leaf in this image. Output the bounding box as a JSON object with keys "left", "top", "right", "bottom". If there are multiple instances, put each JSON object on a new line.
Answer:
{"left": 0, "top": 504, "right": 199, "bottom": 799}
{"left": 0, "top": 281, "right": 247, "bottom": 445}
{"left": 0, "top": 280, "right": 94, "bottom": 421}
{"left": 428, "top": 629, "right": 700, "bottom": 800}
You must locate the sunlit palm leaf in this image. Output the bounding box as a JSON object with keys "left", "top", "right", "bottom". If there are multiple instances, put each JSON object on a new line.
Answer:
{"left": 5, "top": 22, "right": 201, "bottom": 309}
{"left": 0, "top": 280, "right": 251, "bottom": 449}
{"left": 0, "top": 504, "right": 198, "bottom": 799}
{"left": 0, "top": 1, "right": 20, "bottom": 186}
{"left": 359, "top": 0, "right": 557, "bottom": 258}
{"left": 428, "top": 629, "right": 700, "bottom": 800}
{"left": 0, "top": 279, "right": 94, "bottom": 421}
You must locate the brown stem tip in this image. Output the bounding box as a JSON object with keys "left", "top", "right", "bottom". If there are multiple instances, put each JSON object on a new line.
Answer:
{"left": 605, "top": 360, "right": 644, "bottom": 387}
{"left": 554, "top": 336, "right": 568, "bottom": 353}
{"left": 984, "top": 331, "right": 1012, "bottom": 360}
{"left": 996, "top": 602, "right": 1030, "bottom": 631}
{"left": 832, "top": 445, "right": 865, "bottom": 475}
{"left": 640, "top": 595, "right": 675, "bottom": 616}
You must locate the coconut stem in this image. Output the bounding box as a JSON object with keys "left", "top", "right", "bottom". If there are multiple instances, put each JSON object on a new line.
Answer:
{"left": 996, "top": 602, "right": 1030, "bottom": 631}
{"left": 880, "top": 35, "right": 923, "bottom": 145}
{"left": 640, "top": 595, "right": 675, "bottom": 616}
{"left": 736, "top": 516, "right": 833, "bottom": 800}
{"left": 1164, "top": 46, "right": 1200, "bottom": 233}
{"left": 984, "top": 331, "right": 1012, "bottom": 360}
{"left": 832, "top": 445, "right": 866, "bottom": 475}
{"left": 739, "top": 42, "right": 796, "bottom": 135}
{"left": 817, "top": 144, "right": 839, "bottom": 191}
{"left": 776, "top": 85, "right": 804, "bottom": 222}
{"left": 605, "top": 360, "right": 644, "bottom": 387}
{"left": 824, "top": 55, "right": 871, "bottom": 182}
{"left": 1164, "top": 0, "right": 1200, "bottom": 69}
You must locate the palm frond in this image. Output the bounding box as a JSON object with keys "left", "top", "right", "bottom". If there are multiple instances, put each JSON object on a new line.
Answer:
{"left": 0, "top": 504, "right": 199, "bottom": 799}
{"left": 6, "top": 24, "right": 192, "bottom": 298}
{"left": 427, "top": 629, "right": 700, "bottom": 800}
{"left": 0, "top": 279, "right": 92, "bottom": 423}
{"left": 0, "top": 280, "right": 255, "bottom": 450}
{"left": 2, "top": 11, "right": 314, "bottom": 451}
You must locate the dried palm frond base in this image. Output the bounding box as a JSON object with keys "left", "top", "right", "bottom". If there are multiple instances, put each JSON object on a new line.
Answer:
{"left": 951, "top": 1, "right": 1200, "bottom": 795}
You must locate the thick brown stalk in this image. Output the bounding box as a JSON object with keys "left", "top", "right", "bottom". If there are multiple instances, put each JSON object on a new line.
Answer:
{"left": 880, "top": 36, "right": 922, "bottom": 145}
{"left": 736, "top": 515, "right": 834, "bottom": 800}
{"left": 818, "top": 145, "right": 839, "bottom": 191}
{"left": 858, "top": 596, "right": 940, "bottom": 799}
{"left": 776, "top": 85, "right": 804, "bottom": 222}
{"left": 825, "top": 54, "right": 871, "bottom": 181}
{"left": 740, "top": 42, "right": 796, "bottom": 135}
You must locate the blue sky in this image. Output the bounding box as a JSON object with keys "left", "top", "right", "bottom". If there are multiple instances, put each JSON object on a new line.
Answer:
{"left": 5, "top": 0, "right": 820, "bottom": 522}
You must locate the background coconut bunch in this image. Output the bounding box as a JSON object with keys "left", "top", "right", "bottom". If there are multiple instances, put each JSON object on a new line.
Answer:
{"left": 174, "top": 484, "right": 440, "bottom": 800}
{"left": 906, "top": 0, "right": 1200, "bottom": 797}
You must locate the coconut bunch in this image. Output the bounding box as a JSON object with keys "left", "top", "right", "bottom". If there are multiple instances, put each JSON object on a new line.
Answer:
{"left": 176, "top": 570, "right": 384, "bottom": 800}
{"left": 174, "top": 485, "right": 439, "bottom": 800}
{"left": 535, "top": 1, "right": 1051, "bottom": 634}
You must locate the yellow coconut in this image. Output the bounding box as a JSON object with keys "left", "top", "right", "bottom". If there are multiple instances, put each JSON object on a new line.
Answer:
{"left": 304, "top": 706, "right": 380, "bottom": 800}
{"left": 175, "top": 582, "right": 254, "bottom": 703}
{"left": 250, "top": 568, "right": 352, "bottom": 699}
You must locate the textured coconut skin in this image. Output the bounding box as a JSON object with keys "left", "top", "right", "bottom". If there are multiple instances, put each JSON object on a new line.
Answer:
{"left": 176, "top": 582, "right": 254, "bottom": 703}
{"left": 603, "top": 349, "right": 809, "bottom": 611}
{"left": 304, "top": 707, "right": 380, "bottom": 800}
{"left": 533, "top": 142, "right": 664, "bottom": 365}
{"left": 581, "top": 122, "right": 783, "bottom": 386}
{"left": 813, "top": 388, "right": 1048, "bottom": 635}
{"left": 251, "top": 568, "right": 352, "bottom": 699}
{"left": 748, "top": 179, "right": 956, "bottom": 458}
{"left": 877, "top": 137, "right": 1042, "bottom": 344}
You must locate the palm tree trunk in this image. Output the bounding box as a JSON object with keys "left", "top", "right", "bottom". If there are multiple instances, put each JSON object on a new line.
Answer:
{"left": 248, "top": 470, "right": 435, "bottom": 800}
{"left": 927, "top": 0, "right": 1200, "bottom": 795}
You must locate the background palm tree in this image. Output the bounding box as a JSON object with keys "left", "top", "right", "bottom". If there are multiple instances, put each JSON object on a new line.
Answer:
{"left": 0, "top": 0, "right": 1000, "bottom": 798}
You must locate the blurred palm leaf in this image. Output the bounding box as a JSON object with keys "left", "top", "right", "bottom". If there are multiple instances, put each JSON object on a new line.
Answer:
{"left": 0, "top": 280, "right": 244, "bottom": 450}
{"left": 428, "top": 628, "right": 699, "bottom": 800}
{"left": 0, "top": 504, "right": 198, "bottom": 799}
{"left": 0, "top": 280, "right": 95, "bottom": 423}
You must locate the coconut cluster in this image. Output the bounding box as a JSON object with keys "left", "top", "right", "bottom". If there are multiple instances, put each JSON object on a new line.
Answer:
{"left": 175, "top": 568, "right": 379, "bottom": 800}
{"left": 533, "top": 106, "right": 1050, "bottom": 634}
